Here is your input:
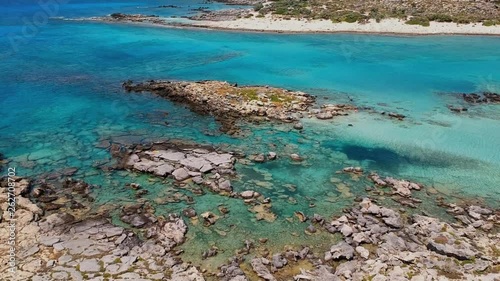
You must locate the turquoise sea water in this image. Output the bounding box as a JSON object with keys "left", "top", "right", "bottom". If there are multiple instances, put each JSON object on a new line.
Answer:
{"left": 1, "top": 0, "right": 500, "bottom": 270}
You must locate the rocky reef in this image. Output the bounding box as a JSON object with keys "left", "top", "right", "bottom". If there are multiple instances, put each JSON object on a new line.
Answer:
{"left": 461, "top": 92, "right": 500, "bottom": 104}
{"left": 104, "top": 13, "right": 167, "bottom": 25}
{"left": 446, "top": 91, "right": 499, "bottom": 113}
{"left": 111, "top": 140, "right": 240, "bottom": 195}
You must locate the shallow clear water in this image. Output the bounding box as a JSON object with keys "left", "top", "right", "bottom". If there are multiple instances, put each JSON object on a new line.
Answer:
{"left": 1, "top": 0, "right": 500, "bottom": 271}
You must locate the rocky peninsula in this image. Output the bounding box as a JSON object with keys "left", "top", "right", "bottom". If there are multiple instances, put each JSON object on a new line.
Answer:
{"left": 79, "top": 4, "right": 500, "bottom": 36}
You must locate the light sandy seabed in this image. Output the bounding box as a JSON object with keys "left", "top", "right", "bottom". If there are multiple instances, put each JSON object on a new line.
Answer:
{"left": 182, "top": 16, "right": 500, "bottom": 35}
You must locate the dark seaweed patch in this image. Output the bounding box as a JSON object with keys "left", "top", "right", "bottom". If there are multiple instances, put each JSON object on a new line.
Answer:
{"left": 325, "top": 142, "right": 481, "bottom": 173}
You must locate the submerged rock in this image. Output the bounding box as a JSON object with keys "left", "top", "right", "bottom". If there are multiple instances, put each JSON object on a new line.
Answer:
{"left": 267, "top": 151, "right": 277, "bottom": 160}
{"left": 240, "top": 190, "right": 257, "bottom": 199}
{"left": 461, "top": 92, "right": 500, "bottom": 104}
{"left": 201, "top": 211, "right": 219, "bottom": 226}
{"left": 182, "top": 208, "right": 197, "bottom": 218}
{"left": 293, "top": 122, "right": 304, "bottom": 130}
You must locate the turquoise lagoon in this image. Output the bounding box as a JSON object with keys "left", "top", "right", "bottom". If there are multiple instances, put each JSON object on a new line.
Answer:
{"left": 1, "top": 0, "right": 500, "bottom": 271}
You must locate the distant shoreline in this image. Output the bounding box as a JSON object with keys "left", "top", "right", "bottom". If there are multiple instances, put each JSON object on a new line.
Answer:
{"left": 64, "top": 16, "right": 500, "bottom": 36}
{"left": 182, "top": 16, "right": 500, "bottom": 36}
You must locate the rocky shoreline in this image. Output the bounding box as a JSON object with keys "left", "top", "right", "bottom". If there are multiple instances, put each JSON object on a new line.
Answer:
{"left": 189, "top": 9, "right": 251, "bottom": 21}
{"left": 122, "top": 80, "right": 357, "bottom": 135}
{"left": 70, "top": 10, "right": 500, "bottom": 37}
{"left": 0, "top": 176, "right": 204, "bottom": 281}
{"left": 1, "top": 137, "right": 499, "bottom": 280}
{"left": 211, "top": 0, "right": 262, "bottom": 5}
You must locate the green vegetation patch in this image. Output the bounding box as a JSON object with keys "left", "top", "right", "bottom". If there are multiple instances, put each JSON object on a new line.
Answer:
{"left": 483, "top": 19, "right": 499, "bottom": 26}
{"left": 237, "top": 88, "right": 259, "bottom": 100}
{"left": 330, "top": 11, "right": 368, "bottom": 23}
{"left": 405, "top": 16, "right": 430, "bottom": 26}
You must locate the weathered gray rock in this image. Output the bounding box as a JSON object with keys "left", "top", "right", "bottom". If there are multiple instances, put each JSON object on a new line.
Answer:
{"left": 252, "top": 154, "right": 266, "bottom": 163}
{"left": 427, "top": 233, "right": 476, "bottom": 260}
{"left": 328, "top": 241, "right": 355, "bottom": 260}
{"left": 340, "top": 224, "right": 354, "bottom": 237}
{"left": 240, "top": 190, "right": 256, "bottom": 199}
{"left": 170, "top": 264, "right": 205, "bottom": 281}
{"left": 79, "top": 259, "right": 100, "bottom": 272}
{"left": 39, "top": 236, "right": 60, "bottom": 247}
{"left": 200, "top": 163, "right": 214, "bottom": 173}
{"left": 271, "top": 253, "right": 287, "bottom": 269}
{"left": 468, "top": 205, "right": 492, "bottom": 215}
{"left": 133, "top": 159, "right": 158, "bottom": 172}
{"left": 182, "top": 208, "right": 197, "bottom": 218}
{"left": 172, "top": 168, "right": 190, "bottom": 181}
{"left": 250, "top": 258, "right": 276, "bottom": 281}
{"left": 203, "top": 153, "right": 233, "bottom": 165}
{"left": 267, "top": 152, "right": 277, "bottom": 160}
{"left": 61, "top": 238, "right": 94, "bottom": 255}
{"left": 218, "top": 179, "right": 232, "bottom": 192}
{"left": 151, "top": 163, "right": 175, "bottom": 176}
{"left": 293, "top": 265, "right": 336, "bottom": 281}
{"left": 153, "top": 150, "right": 186, "bottom": 162}
{"left": 161, "top": 217, "right": 188, "bottom": 245}
{"left": 290, "top": 153, "right": 301, "bottom": 161}
{"left": 355, "top": 246, "right": 369, "bottom": 259}
{"left": 316, "top": 111, "right": 333, "bottom": 119}
{"left": 180, "top": 157, "right": 211, "bottom": 171}
{"left": 293, "top": 122, "right": 303, "bottom": 130}
{"left": 129, "top": 214, "right": 150, "bottom": 228}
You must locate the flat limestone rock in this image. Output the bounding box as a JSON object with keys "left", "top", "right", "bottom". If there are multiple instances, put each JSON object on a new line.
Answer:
{"left": 79, "top": 259, "right": 100, "bottom": 272}
{"left": 151, "top": 163, "right": 175, "bottom": 176}
{"left": 203, "top": 152, "right": 233, "bottom": 165}
{"left": 62, "top": 238, "right": 94, "bottom": 255}
{"left": 180, "top": 156, "right": 211, "bottom": 171}
{"left": 133, "top": 159, "right": 158, "bottom": 172}
{"left": 156, "top": 150, "right": 186, "bottom": 162}
{"left": 427, "top": 233, "right": 477, "bottom": 260}
{"left": 200, "top": 163, "right": 214, "bottom": 173}
{"left": 240, "top": 190, "right": 256, "bottom": 199}
{"left": 39, "top": 236, "right": 60, "bottom": 247}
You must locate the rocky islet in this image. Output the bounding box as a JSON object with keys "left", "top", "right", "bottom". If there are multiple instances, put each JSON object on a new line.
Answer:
{"left": 122, "top": 80, "right": 359, "bottom": 135}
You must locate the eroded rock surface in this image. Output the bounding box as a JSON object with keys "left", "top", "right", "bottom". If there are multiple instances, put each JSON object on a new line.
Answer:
{"left": 113, "top": 140, "right": 238, "bottom": 195}
{"left": 0, "top": 177, "right": 204, "bottom": 281}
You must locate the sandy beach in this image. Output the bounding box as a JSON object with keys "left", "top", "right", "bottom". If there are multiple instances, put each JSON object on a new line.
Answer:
{"left": 183, "top": 15, "right": 500, "bottom": 35}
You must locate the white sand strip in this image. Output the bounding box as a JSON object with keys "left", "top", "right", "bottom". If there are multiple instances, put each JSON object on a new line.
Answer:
{"left": 183, "top": 16, "right": 500, "bottom": 35}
